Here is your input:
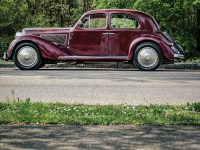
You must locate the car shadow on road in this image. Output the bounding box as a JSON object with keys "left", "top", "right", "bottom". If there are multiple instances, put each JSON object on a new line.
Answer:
{"left": 0, "top": 125, "right": 200, "bottom": 150}
{"left": 38, "top": 68, "right": 195, "bottom": 72}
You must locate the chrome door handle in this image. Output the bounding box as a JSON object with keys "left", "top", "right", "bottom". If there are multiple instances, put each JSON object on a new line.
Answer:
{"left": 102, "top": 33, "right": 115, "bottom": 35}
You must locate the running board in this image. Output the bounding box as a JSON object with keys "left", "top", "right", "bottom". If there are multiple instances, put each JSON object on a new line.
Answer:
{"left": 58, "top": 56, "right": 128, "bottom": 61}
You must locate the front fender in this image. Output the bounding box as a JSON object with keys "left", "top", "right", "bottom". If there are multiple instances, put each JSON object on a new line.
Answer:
{"left": 7, "top": 35, "right": 67, "bottom": 60}
{"left": 128, "top": 36, "right": 173, "bottom": 61}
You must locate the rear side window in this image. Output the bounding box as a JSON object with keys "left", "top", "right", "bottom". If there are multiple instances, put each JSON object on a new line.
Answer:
{"left": 80, "top": 13, "right": 106, "bottom": 29}
{"left": 111, "top": 13, "right": 139, "bottom": 29}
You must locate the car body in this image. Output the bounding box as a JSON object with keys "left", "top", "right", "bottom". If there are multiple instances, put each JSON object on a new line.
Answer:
{"left": 3, "top": 9, "right": 184, "bottom": 71}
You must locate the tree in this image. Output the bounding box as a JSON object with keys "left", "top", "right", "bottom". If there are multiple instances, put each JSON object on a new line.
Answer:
{"left": 133, "top": 0, "right": 199, "bottom": 55}
{"left": 0, "top": 0, "right": 199, "bottom": 58}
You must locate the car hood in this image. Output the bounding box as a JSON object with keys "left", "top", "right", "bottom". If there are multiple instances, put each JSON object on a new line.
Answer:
{"left": 22, "top": 27, "right": 72, "bottom": 34}
{"left": 15, "top": 28, "right": 72, "bottom": 45}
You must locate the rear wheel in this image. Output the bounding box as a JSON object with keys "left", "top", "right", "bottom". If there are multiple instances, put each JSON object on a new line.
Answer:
{"left": 133, "top": 42, "right": 163, "bottom": 71}
{"left": 13, "top": 43, "right": 42, "bottom": 70}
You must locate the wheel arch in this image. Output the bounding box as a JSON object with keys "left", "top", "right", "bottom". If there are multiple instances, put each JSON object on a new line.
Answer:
{"left": 8, "top": 35, "right": 67, "bottom": 61}
{"left": 128, "top": 37, "right": 172, "bottom": 61}
{"left": 128, "top": 39, "right": 162, "bottom": 59}
{"left": 10, "top": 40, "right": 41, "bottom": 60}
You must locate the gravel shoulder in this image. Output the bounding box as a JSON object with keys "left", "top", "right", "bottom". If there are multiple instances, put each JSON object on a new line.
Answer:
{"left": 0, "top": 61, "right": 200, "bottom": 70}
{"left": 0, "top": 125, "right": 200, "bottom": 150}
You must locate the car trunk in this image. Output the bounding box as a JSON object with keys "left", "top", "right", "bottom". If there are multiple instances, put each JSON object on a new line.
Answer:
{"left": 162, "top": 32, "right": 184, "bottom": 55}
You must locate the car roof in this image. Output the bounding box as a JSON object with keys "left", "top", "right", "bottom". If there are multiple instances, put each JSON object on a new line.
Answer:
{"left": 86, "top": 9, "right": 150, "bottom": 17}
{"left": 82, "top": 9, "right": 158, "bottom": 31}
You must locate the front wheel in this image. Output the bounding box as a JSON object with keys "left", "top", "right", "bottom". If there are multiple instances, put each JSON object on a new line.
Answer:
{"left": 13, "top": 43, "right": 42, "bottom": 70}
{"left": 133, "top": 42, "right": 163, "bottom": 71}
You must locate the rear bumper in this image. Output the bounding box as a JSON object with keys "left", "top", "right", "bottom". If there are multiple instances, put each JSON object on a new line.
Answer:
{"left": 171, "top": 43, "right": 184, "bottom": 62}
{"left": 161, "top": 32, "right": 184, "bottom": 62}
{"left": 174, "top": 53, "right": 184, "bottom": 59}
{"left": 173, "top": 53, "right": 184, "bottom": 62}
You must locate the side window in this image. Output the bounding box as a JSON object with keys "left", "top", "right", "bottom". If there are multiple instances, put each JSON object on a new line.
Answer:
{"left": 111, "top": 13, "right": 139, "bottom": 29}
{"left": 80, "top": 13, "right": 106, "bottom": 29}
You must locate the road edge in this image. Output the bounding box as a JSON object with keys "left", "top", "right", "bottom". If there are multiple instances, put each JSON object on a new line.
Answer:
{"left": 0, "top": 62, "right": 200, "bottom": 70}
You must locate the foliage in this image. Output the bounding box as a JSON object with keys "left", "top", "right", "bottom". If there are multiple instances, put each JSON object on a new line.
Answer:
{"left": 186, "top": 53, "right": 200, "bottom": 63}
{"left": 92, "top": 0, "right": 136, "bottom": 9}
{"left": 133, "top": 0, "right": 199, "bottom": 54}
{"left": 93, "top": 0, "right": 200, "bottom": 55}
{"left": 111, "top": 14, "right": 138, "bottom": 28}
{"left": 0, "top": 100, "right": 200, "bottom": 125}
{"left": 0, "top": 0, "right": 199, "bottom": 59}
{"left": 0, "top": 35, "right": 13, "bottom": 57}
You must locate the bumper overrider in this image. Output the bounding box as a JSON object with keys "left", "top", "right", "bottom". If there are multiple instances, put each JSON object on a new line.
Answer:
{"left": 3, "top": 52, "right": 9, "bottom": 61}
{"left": 172, "top": 43, "right": 184, "bottom": 62}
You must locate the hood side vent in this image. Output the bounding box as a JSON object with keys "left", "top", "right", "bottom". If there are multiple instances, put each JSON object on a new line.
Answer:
{"left": 40, "top": 34, "right": 67, "bottom": 45}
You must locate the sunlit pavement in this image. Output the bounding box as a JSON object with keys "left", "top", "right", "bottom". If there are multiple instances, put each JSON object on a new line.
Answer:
{"left": 0, "top": 68, "right": 200, "bottom": 105}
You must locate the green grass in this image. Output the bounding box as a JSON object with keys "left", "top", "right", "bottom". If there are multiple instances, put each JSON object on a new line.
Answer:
{"left": 186, "top": 57, "right": 200, "bottom": 63}
{"left": 0, "top": 100, "right": 200, "bottom": 125}
{"left": 0, "top": 59, "right": 4, "bottom": 64}
{"left": 0, "top": 59, "right": 14, "bottom": 64}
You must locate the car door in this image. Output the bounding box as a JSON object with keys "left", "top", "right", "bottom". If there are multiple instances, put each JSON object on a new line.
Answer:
{"left": 69, "top": 13, "right": 109, "bottom": 56}
{"left": 108, "top": 13, "right": 141, "bottom": 56}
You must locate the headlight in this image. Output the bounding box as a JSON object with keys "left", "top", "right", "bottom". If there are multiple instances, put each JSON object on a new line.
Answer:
{"left": 15, "top": 31, "right": 23, "bottom": 38}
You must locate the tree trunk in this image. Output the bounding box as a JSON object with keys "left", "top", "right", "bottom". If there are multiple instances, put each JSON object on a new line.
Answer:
{"left": 197, "top": 8, "right": 200, "bottom": 52}
{"left": 67, "top": 0, "right": 71, "bottom": 26}
{"left": 60, "top": 0, "right": 64, "bottom": 27}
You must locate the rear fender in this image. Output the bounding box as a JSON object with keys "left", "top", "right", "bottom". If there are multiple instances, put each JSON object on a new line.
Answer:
{"left": 7, "top": 35, "right": 67, "bottom": 60}
{"left": 128, "top": 36, "right": 173, "bottom": 61}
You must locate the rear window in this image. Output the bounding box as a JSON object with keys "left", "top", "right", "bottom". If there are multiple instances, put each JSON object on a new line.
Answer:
{"left": 111, "top": 13, "right": 139, "bottom": 29}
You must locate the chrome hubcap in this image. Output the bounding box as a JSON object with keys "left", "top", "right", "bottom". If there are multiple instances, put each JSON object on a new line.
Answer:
{"left": 137, "top": 47, "right": 158, "bottom": 68}
{"left": 17, "top": 46, "right": 38, "bottom": 67}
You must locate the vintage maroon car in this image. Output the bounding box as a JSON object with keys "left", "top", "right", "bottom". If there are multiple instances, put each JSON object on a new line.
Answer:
{"left": 3, "top": 9, "right": 184, "bottom": 71}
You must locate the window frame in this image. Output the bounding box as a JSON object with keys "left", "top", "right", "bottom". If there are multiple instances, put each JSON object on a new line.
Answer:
{"left": 110, "top": 13, "right": 140, "bottom": 30}
{"left": 77, "top": 13, "right": 108, "bottom": 30}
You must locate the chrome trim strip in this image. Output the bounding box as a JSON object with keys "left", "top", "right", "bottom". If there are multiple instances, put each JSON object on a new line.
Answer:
{"left": 24, "top": 27, "right": 71, "bottom": 31}
{"left": 102, "top": 32, "right": 115, "bottom": 35}
{"left": 59, "top": 56, "right": 128, "bottom": 60}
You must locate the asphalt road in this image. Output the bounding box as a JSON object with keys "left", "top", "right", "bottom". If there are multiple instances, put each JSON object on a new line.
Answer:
{"left": 0, "top": 68, "right": 200, "bottom": 105}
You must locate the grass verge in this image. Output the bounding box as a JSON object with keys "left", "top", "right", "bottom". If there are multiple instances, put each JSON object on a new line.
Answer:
{"left": 0, "top": 59, "right": 14, "bottom": 65}
{"left": 186, "top": 58, "right": 200, "bottom": 63}
{"left": 0, "top": 59, "right": 4, "bottom": 64}
{"left": 0, "top": 100, "right": 200, "bottom": 125}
